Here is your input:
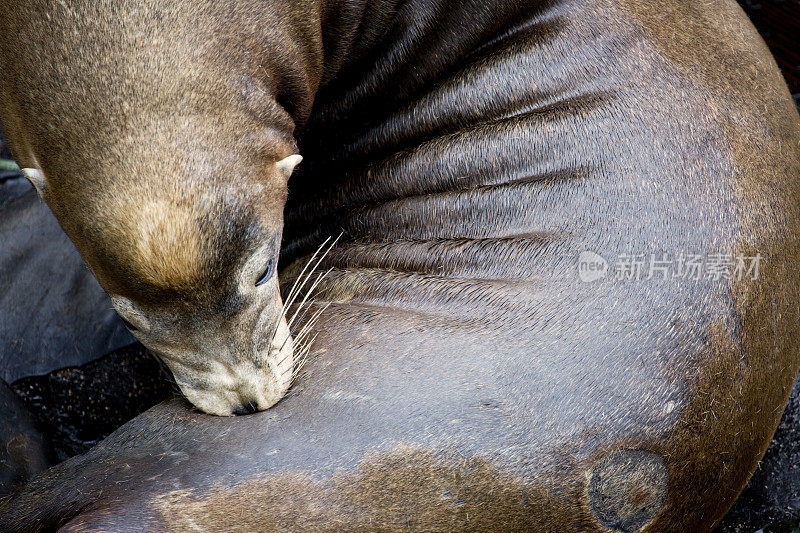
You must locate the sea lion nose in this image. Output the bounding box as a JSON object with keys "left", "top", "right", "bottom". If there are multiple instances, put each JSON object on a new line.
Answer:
{"left": 232, "top": 399, "right": 259, "bottom": 416}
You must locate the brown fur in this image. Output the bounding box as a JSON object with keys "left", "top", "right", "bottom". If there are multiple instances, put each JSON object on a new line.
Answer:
{"left": 0, "top": 0, "right": 303, "bottom": 296}
{"left": 0, "top": 0, "right": 799, "bottom": 529}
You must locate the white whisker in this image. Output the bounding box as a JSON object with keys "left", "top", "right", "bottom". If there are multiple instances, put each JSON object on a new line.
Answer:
{"left": 277, "top": 301, "right": 329, "bottom": 366}
{"left": 271, "top": 234, "right": 341, "bottom": 392}
{"left": 295, "top": 302, "right": 330, "bottom": 342}
{"left": 283, "top": 236, "right": 332, "bottom": 308}
{"left": 266, "top": 236, "right": 333, "bottom": 348}
{"left": 282, "top": 234, "right": 341, "bottom": 315}
{"left": 288, "top": 334, "right": 318, "bottom": 383}
{"left": 287, "top": 268, "right": 332, "bottom": 329}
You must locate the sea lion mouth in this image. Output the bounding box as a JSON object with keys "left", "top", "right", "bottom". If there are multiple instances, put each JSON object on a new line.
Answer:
{"left": 185, "top": 306, "right": 297, "bottom": 417}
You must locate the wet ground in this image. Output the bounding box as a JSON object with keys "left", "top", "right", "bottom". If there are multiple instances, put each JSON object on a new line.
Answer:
{"left": 10, "top": 345, "right": 175, "bottom": 459}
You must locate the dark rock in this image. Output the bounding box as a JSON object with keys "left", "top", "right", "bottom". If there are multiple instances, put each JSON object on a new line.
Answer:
{"left": 0, "top": 177, "right": 135, "bottom": 383}
{"left": 716, "top": 374, "right": 800, "bottom": 532}
{"left": 0, "top": 380, "right": 56, "bottom": 496}
{"left": 11, "top": 344, "right": 175, "bottom": 458}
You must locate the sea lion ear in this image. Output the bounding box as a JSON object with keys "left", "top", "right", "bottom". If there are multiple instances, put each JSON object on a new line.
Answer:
{"left": 21, "top": 168, "right": 49, "bottom": 199}
{"left": 275, "top": 154, "right": 303, "bottom": 180}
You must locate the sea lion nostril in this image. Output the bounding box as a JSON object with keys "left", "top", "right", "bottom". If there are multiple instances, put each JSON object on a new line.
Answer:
{"left": 233, "top": 400, "right": 259, "bottom": 416}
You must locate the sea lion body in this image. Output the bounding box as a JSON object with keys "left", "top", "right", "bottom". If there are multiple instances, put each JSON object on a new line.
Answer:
{"left": 1, "top": 0, "right": 800, "bottom": 531}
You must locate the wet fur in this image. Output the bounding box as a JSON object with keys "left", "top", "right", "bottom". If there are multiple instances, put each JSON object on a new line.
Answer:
{"left": 0, "top": 0, "right": 799, "bottom": 530}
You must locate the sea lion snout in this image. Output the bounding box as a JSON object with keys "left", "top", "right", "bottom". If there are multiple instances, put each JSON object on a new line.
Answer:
{"left": 174, "top": 325, "right": 295, "bottom": 417}
{"left": 112, "top": 290, "right": 295, "bottom": 417}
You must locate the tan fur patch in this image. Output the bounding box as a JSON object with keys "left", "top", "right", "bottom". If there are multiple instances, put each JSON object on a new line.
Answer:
{"left": 122, "top": 199, "right": 205, "bottom": 290}
{"left": 150, "top": 445, "right": 584, "bottom": 532}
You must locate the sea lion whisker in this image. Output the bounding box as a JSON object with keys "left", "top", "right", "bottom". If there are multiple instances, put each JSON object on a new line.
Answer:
{"left": 284, "top": 296, "right": 315, "bottom": 333}
{"left": 265, "top": 301, "right": 292, "bottom": 353}
{"left": 276, "top": 302, "right": 329, "bottom": 367}
{"left": 282, "top": 236, "right": 332, "bottom": 309}
{"left": 287, "top": 268, "right": 332, "bottom": 328}
{"left": 286, "top": 334, "right": 317, "bottom": 381}
{"left": 281, "top": 267, "right": 326, "bottom": 327}
{"left": 274, "top": 313, "right": 314, "bottom": 366}
{"left": 278, "top": 301, "right": 327, "bottom": 372}
{"left": 289, "top": 303, "right": 329, "bottom": 350}
{"left": 275, "top": 320, "right": 306, "bottom": 367}
{"left": 253, "top": 237, "right": 335, "bottom": 363}
{"left": 265, "top": 293, "right": 298, "bottom": 351}
{"left": 284, "top": 235, "right": 332, "bottom": 304}
{"left": 265, "top": 261, "right": 322, "bottom": 349}
{"left": 290, "top": 352, "right": 314, "bottom": 382}
{"left": 291, "top": 340, "right": 314, "bottom": 369}
{"left": 273, "top": 235, "right": 337, "bottom": 349}
{"left": 297, "top": 301, "right": 330, "bottom": 337}
{"left": 282, "top": 234, "right": 340, "bottom": 314}
{"left": 272, "top": 292, "right": 321, "bottom": 359}
{"left": 276, "top": 298, "right": 321, "bottom": 356}
{"left": 283, "top": 234, "right": 339, "bottom": 311}
{"left": 286, "top": 290, "right": 316, "bottom": 337}
{"left": 282, "top": 344, "right": 312, "bottom": 378}
{"left": 293, "top": 325, "right": 320, "bottom": 360}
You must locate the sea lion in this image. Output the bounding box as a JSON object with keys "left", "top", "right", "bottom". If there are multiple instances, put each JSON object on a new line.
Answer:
{"left": 1, "top": 0, "right": 799, "bottom": 531}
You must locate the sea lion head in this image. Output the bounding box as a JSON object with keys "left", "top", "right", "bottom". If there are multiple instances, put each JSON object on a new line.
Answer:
{"left": 21, "top": 148, "right": 303, "bottom": 417}
{"left": 0, "top": 0, "right": 321, "bottom": 416}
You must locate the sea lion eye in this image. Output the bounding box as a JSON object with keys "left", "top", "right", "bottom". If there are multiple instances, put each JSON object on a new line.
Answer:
{"left": 255, "top": 258, "right": 275, "bottom": 287}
